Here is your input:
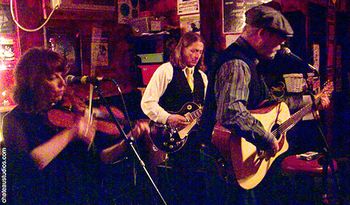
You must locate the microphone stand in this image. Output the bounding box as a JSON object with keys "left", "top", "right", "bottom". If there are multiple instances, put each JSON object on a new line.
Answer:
{"left": 93, "top": 81, "right": 168, "bottom": 205}
{"left": 305, "top": 76, "right": 339, "bottom": 204}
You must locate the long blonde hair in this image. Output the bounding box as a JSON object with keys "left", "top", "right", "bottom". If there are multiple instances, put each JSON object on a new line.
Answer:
{"left": 170, "top": 32, "right": 206, "bottom": 71}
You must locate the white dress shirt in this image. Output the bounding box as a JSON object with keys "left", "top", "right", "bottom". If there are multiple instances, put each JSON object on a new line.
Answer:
{"left": 141, "top": 62, "right": 208, "bottom": 124}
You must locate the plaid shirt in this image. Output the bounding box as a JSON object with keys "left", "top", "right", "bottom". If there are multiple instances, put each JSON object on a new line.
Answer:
{"left": 214, "top": 40, "right": 275, "bottom": 149}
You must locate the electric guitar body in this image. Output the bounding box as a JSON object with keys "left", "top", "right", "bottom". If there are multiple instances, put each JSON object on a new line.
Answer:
{"left": 149, "top": 102, "right": 202, "bottom": 153}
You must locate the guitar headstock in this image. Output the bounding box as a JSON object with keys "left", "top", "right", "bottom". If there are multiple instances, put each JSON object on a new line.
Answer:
{"left": 319, "top": 80, "right": 334, "bottom": 98}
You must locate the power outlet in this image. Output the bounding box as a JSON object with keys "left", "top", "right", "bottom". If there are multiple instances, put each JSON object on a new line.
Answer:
{"left": 51, "top": 0, "right": 61, "bottom": 9}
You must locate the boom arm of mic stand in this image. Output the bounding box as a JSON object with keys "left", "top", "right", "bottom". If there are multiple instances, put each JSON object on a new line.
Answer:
{"left": 93, "top": 82, "right": 168, "bottom": 205}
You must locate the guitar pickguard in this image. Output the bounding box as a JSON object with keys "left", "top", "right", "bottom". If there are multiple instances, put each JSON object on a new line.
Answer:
{"left": 148, "top": 102, "right": 202, "bottom": 153}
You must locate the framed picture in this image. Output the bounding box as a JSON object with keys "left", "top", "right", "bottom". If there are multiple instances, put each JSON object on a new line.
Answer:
{"left": 179, "top": 14, "right": 200, "bottom": 34}
{"left": 222, "top": 0, "right": 271, "bottom": 34}
{"left": 91, "top": 26, "right": 110, "bottom": 71}
{"left": 91, "top": 40, "right": 109, "bottom": 68}
{"left": 177, "top": 0, "right": 200, "bottom": 15}
{"left": 222, "top": 0, "right": 245, "bottom": 34}
{"left": 0, "top": 5, "right": 15, "bottom": 34}
{"left": 46, "top": 28, "right": 82, "bottom": 75}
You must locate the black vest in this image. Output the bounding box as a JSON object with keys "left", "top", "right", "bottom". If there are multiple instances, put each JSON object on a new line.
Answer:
{"left": 199, "top": 37, "right": 269, "bottom": 141}
{"left": 217, "top": 38, "right": 269, "bottom": 109}
{"left": 159, "top": 64, "right": 205, "bottom": 112}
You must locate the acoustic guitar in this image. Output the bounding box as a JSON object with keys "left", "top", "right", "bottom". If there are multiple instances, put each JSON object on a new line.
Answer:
{"left": 211, "top": 81, "right": 333, "bottom": 190}
{"left": 149, "top": 102, "right": 203, "bottom": 153}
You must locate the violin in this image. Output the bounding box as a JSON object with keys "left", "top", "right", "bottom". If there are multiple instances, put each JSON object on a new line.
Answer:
{"left": 47, "top": 92, "right": 127, "bottom": 136}
{"left": 48, "top": 106, "right": 128, "bottom": 136}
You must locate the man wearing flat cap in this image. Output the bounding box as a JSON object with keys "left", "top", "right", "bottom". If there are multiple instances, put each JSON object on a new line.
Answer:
{"left": 200, "top": 4, "right": 331, "bottom": 204}
{"left": 207, "top": 4, "right": 293, "bottom": 162}
{"left": 200, "top": 4, "right": 293, "bottom": 204}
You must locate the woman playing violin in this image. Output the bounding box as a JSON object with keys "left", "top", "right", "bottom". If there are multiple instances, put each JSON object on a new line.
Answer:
{"left": 2, "top": 47, "right": 149, "bottom": 204}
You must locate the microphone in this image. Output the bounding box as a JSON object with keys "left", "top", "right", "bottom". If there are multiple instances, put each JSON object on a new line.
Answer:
{"left": 65, "top": 75, "right": 110, "bottom": 85}
{"left": 280, "top": 47, "right": 319, "bottom": 75}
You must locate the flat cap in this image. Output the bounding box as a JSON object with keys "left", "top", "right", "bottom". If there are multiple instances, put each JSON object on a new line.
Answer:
{"left": 245, "top": 5, "right": 294, "bottom": 38}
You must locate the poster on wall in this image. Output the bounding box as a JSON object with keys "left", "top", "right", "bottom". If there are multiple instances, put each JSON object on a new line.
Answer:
{"left": 0, "top": 5, "right": 15, "bottom": 34}
{"left": 91, "top": 27, "right": 109, "bottom": 71}
{"left": 177, "top": 0, "right": 200, "bottom": 15}
{"left": 91, "top": 41, "right": 109, "bottom": 68}
{"left": 0, "top": 39, "right": 15, "bottom": 62}
{"left": 179, "top": 14, "right": 200, "bottom": 34}
{"left": 312, "top": 43, "right": 320, "bottom": 71}
{"left": 222, "top": 0, "right": 272, "bottom": 34}
{"left": 222, "top": 0, "right": 245, "bottom": 34}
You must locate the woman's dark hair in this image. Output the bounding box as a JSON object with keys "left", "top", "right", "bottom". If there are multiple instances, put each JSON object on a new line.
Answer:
{"left": 170, "top": 32, "right": 206, "bottom": 71}
{"left": 13, "top": 47, "right": 67, "bottom": 113}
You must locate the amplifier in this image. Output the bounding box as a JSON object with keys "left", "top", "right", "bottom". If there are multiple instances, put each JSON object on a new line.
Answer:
{"left": 137, "top": 53, "right": 163, "bottom": 64}
{"left": 139, "top": 64, "right": 160, "bottom": 85}
{"left": 130, "top": 17, "right": 162, "bottom": 34}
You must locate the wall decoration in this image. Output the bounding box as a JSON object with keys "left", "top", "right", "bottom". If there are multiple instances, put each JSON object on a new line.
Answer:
{"left": 0, "top": 5, "right": 19, "bottom": 107}
{"left": 0, "top": 38, "right": 15, "bottom": 63}
{"left": 222, "top": 0, "right": 245, "bottom": 34}
{"left": 0, "top": 5, "right": 17, "bottom": 70}
{"left": 179, "top": 14, "right": 200, "bottom": 34}
{"left": 46, "top": 28, "right": 81, "bottom": 75}
{"left": 312, "top": 43, "right": 320, "bottom": 71}
{"left": 222, "top": 0, "right": 273, "bottom": 34}
{"left": 0, "top": 5, "right": 15, "bottom": 33}
{"left": 91, "top": 26, "right": 109, "bottom": 71}
{"left": 118, "top": 0, "right": 139, "bottom": 24}
{"left": 91, "top": 41, "right": 109, "bottom": 68}
{"left": 177, "top": 0, "right": 200, "bottom": 15}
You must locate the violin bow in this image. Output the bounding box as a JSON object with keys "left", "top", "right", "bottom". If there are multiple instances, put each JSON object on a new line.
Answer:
{"left": 87, "top": 84, "right": 95, "bottom": 151}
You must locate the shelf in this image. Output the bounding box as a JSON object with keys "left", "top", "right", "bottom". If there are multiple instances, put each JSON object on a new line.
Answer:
{"left": 44, "top": 0, "right": 116, "bottom": 21}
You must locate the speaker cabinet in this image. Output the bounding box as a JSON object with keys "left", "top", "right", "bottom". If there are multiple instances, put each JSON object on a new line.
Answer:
{"left": 118, "top": 0, "right": 139, "bottom": 24}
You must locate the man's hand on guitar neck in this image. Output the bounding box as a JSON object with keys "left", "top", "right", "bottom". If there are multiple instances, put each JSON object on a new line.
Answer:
{"left": 315, "top": 80, "right": 333, "bottom": 110}
{"left": 166, "top": 114, "right": 190, "bottom": 130}
{"left": 318, "top": 95, "right": 330, "bottom": 110}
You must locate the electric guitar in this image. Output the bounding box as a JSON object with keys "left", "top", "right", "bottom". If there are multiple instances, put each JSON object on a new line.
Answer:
{"left": 149, "top": 102, "right": 203, "bottom": 153}
{"left": 211, "top": 81, "right": 333, "bottom": 190}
